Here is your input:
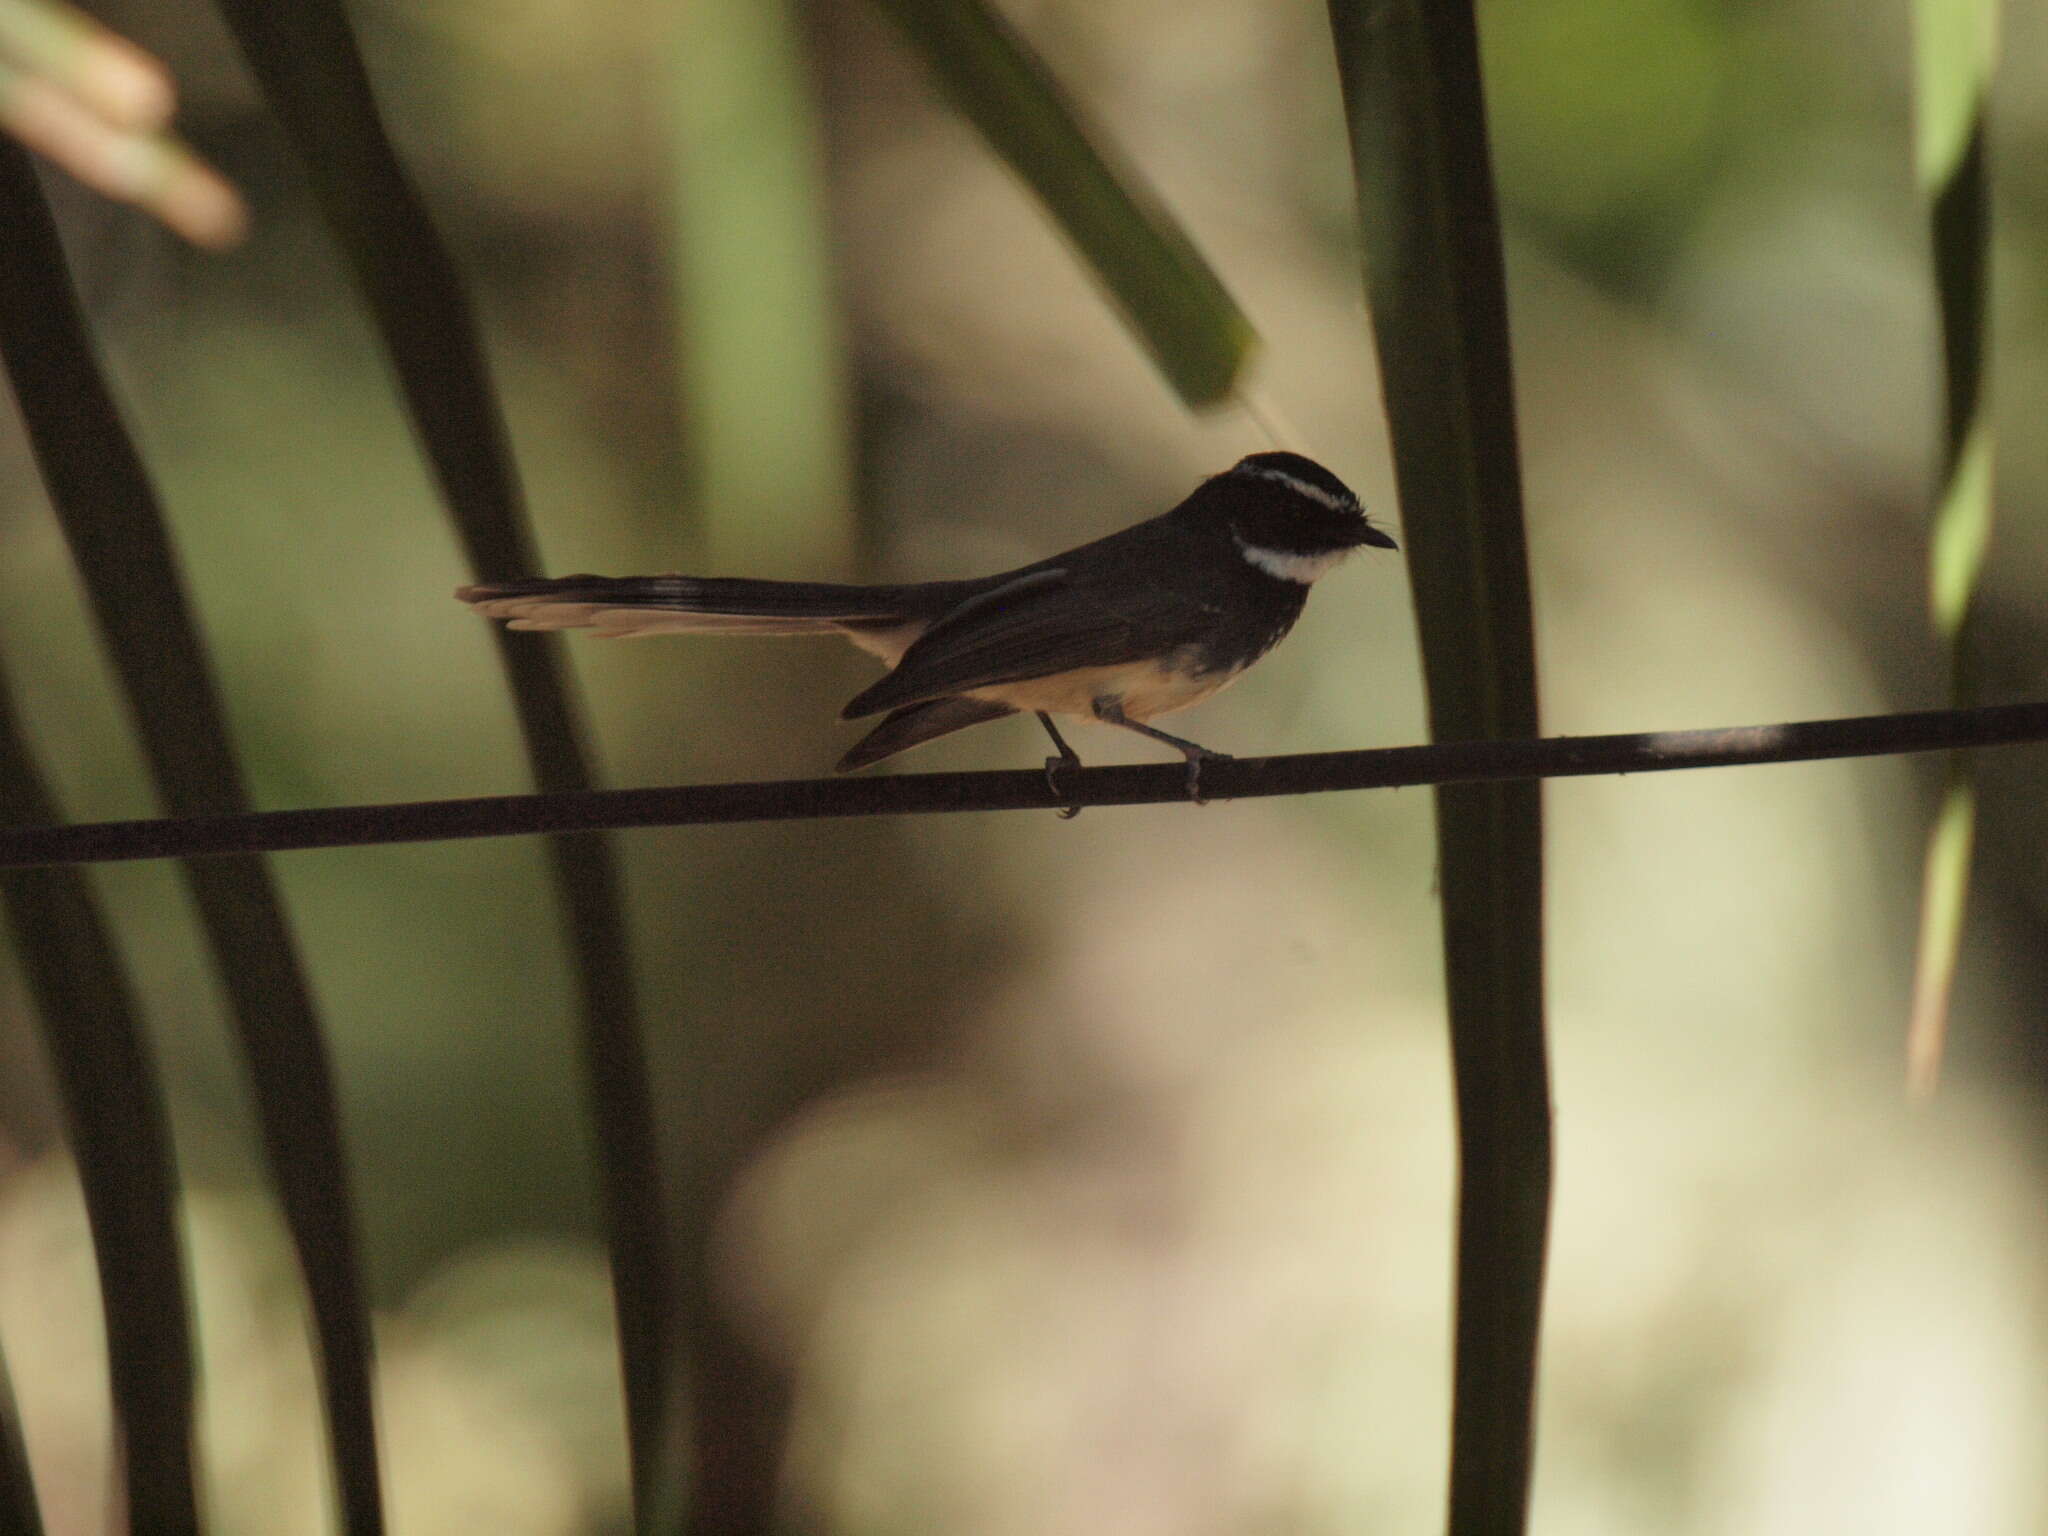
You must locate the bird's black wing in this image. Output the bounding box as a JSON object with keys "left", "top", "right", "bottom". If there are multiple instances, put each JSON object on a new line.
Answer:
{"left": 840, "top": 564, "right": 1217, "bottom": 718}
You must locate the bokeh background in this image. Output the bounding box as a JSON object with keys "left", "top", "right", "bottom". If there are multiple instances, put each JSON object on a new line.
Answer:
{"left": 3, "top": 0, "right": 2047, "bottom": 1531}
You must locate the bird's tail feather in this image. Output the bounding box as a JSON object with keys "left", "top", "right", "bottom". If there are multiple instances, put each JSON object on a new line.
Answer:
{"left": 457, "top": 574, "right": 923, "bottom": 637}
{"left": 835, "top": 696, "right": 1017, "bottom": 771}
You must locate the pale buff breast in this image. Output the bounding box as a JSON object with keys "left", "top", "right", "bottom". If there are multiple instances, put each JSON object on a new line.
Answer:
{"left": 963, "top": 649, "right": 1240, "bottom": 722}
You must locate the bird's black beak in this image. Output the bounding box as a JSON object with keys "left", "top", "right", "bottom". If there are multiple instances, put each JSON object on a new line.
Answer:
{"left": 1356, "top": 523, "right": 1399, "bottom": 551}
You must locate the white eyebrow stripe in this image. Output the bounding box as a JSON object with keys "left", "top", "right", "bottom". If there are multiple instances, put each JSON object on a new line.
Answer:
{"left": 1233, "top": 536, "right": 1348, "bottom": 584}
{"left": 1236, "top": 464, "right": 1353, "bottom": 512}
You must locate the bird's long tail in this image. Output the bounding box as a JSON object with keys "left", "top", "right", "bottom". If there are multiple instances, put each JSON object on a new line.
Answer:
{"left": 456, "top": 574, "right": 924, "bottom": 638}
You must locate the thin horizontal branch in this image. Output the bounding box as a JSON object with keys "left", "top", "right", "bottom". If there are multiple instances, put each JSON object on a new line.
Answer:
{"left": 3, "top": 699, "right": 2043, "bottom": 870}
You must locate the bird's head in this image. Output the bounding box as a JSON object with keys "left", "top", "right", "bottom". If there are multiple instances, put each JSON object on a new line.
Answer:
{"left": 1179, "top": 451, "right": 1398, "bottom": 583}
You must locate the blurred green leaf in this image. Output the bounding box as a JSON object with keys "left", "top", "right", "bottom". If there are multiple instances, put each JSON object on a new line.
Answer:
{"left": 870, "top": 0, "right": 1256, "bottom": 409}
{"left": 1325, "top": 4, "right": 1549, "bottom": 1532}
{"left": 0, "top": 645, "right": 194, "bottom": 1536}
{"left": 0, "top": 0, "right": 168, "bottom": 126}
{"left": 1909, "top": 769, "right": 1976, "bottom": 1095}
{"left": 658, "top": 6, "right": 857, "bottom": 1525}
{"left": 1481, "top": 0, "right": 1727, "bottom": 225}
{"left": 1929, "top": 417, "right": 1994, "bottom": 637}
{"left": 665, "top": 0, "right": 853, "bottom": 572}
{"left": 1913, "top": 0, "right": 1997, "bottom": 188}
{"left": 0, "top": 137, "right": 377, "bottom": 1536}
{"left": 1906, "top": 0, "right": 1997, "bottom": 1097}
{"left": 0, "top": 0, "right": 247, "bottom": 246}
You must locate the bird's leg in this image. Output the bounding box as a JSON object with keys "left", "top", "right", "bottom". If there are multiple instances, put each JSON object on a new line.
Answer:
{"left": 1091, "top": 698, "right": 1232, "bottom": 804}
{"left": 1036, "top": 712, "right": 1085, "bottom": 819}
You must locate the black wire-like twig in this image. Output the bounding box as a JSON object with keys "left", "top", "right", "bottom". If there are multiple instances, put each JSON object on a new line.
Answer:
{"left": 2, "top": 700, "right": 2041, "bottom": 870}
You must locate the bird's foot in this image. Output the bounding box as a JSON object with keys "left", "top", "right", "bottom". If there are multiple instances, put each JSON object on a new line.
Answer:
{"left": 1045, "top": 749, "right": 1085, "bottom": 819}
{"left": 1182, "top": 747, "right": 1233, "bottom": 806}
{"left": 1086, "top": 699, "right": 1231, "bottom": 807}
{"left": 1036, "top": 711, "right": 1086, "bottom": 818}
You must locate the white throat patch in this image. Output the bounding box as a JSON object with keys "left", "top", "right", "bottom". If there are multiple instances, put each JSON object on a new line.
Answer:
{"left": 1233, "top": 535, "right": 1347, "bottom": 585}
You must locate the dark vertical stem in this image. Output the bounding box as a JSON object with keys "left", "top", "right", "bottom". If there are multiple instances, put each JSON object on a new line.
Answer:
{"left": 1324, "top": 5, "right": 1551, "bottom": 1532}
{"left": 0, "top": 1344, "right": 43, "bottom": 1536}
{"left": 0, "top": 141, "right": 378, "bottom": 1535}
{"left": 0, "top": 654, "right": 196, "bottom": 1535}
{"left": 1930, "top": 124, "right": 1988, "bottom": 463}
{"left": 210, "top": 1, "right": 672, "bottom": 1519}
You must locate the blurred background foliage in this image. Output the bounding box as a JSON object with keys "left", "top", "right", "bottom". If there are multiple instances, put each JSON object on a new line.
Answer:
{"left": 1, "top": 0, "right": 2047, "bottom": 1531}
